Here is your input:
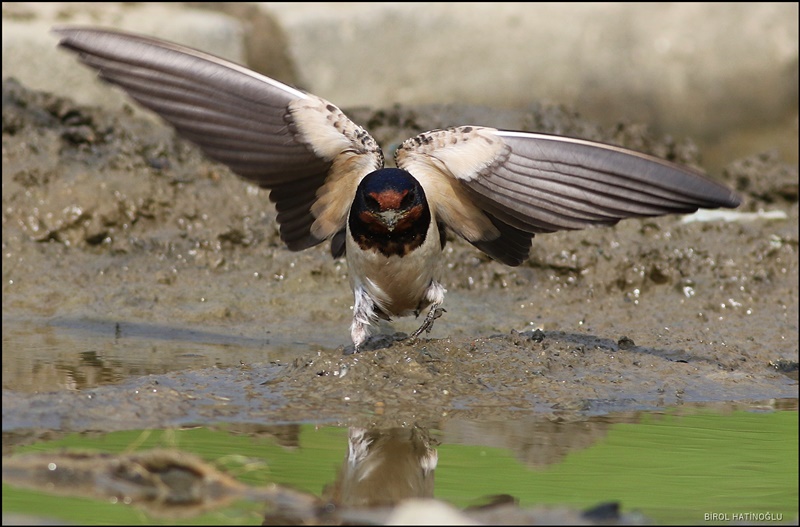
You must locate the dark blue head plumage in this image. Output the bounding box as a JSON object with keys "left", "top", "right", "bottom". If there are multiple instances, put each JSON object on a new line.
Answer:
{"left": 349, "top": 168, "right": 431, "bottom": 256}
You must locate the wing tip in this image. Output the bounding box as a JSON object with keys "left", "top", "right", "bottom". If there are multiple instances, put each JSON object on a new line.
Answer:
{"left": 51, "top": 25, "right": 83, "bottom": 48}
{"left": 725, "top": 190, "right": 743, "bottom": 209}
{"left": 701, "top": 186, "right": 742, "bottom": 210}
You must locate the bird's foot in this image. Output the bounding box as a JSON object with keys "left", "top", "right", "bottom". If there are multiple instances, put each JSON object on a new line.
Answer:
{"left": 409, "top": 305, "right": 446, "bottom": 340}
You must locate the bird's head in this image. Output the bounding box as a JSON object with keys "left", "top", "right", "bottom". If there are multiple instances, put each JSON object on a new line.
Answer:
{"left": 352, "top": 168, "right": 429, "bottom": 234}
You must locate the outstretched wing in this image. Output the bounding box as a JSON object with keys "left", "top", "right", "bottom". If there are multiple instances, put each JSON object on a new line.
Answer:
{"left": 53, "top": 26, "right": 383, "bottom": 252}
{"left": 396, "top": 126, "right": 741, "bottom": 266}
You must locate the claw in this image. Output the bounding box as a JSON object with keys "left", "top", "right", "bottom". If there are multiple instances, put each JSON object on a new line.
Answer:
{"left": 410, "top": 305, "right": 446, "bottom": 340}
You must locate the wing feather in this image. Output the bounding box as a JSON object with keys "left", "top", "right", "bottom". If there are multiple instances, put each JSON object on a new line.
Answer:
{"left": 397, "top": 127, "right": 741, "bottom": 265}
{"left": 55, "top": 27, "right": 741, "bottom": 266}
{"left": 53, "top": 26, "right": 383, "bottom": 252}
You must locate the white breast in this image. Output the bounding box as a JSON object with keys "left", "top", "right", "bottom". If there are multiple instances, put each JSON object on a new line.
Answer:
{"left": 345, "top": 219, "right": 443, "bottom": 318}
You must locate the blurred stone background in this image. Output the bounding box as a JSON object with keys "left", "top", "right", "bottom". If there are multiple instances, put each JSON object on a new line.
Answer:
{"left": 3, "top": 2, "right": 797, "bottom": 169}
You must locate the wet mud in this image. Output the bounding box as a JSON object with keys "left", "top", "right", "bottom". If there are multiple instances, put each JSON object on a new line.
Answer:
{"left": 2, "top": 77, "right": 798, "bottom": 432}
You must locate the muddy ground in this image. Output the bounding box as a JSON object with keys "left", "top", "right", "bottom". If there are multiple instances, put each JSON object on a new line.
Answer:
{"left": 2, "top": 77, "right": 798, "bottom": 439}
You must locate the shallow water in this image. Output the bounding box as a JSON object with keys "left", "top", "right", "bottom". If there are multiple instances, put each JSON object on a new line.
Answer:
{"left": 3, "top": 403, "right": 797, "bottom": 525}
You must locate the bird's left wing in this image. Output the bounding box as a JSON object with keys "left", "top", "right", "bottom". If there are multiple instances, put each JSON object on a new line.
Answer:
{"left": 53, "top": 26, "right": 383, "bottom": 253}
{"left": 396, "top": 127, "right": 741, "bottom": 266}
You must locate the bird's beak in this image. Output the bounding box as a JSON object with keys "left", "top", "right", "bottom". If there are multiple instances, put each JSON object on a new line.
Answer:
{"left": 377, "top": 210, "right": 403, "bottom": 231}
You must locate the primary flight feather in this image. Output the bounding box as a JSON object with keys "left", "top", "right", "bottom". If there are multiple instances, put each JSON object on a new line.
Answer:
{"left": 53, "top": 27, "right": 741, "bottom": 351}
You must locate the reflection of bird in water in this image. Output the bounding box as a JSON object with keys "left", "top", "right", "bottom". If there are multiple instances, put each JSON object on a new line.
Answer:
{"left": 325, "top": 426, "right": 438, "bottom": 508}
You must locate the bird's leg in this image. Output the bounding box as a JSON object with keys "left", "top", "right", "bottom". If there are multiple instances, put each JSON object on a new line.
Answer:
{"left": 410, "top": 303, "right": 446, "bottom": 339}
{"left": 409, "top": 280, "right": 446, "bottom": 340}
{"left": 350, "top": 286, "right": 379, "bottom": 353}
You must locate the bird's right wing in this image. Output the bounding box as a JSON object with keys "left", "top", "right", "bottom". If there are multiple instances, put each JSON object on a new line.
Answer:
{"left": 397, "top": 127, "right": 741, "bottom": 265}
{"left": 53, "top": 26, "right": 383, "bottom": 252}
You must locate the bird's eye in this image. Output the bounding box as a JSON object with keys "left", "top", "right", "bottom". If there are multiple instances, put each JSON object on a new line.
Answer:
{"left": 365, "top": 195, "right": 380, "bottom": 210}
{"left": 400, "top": 191, "right": 415, "bottom": 209}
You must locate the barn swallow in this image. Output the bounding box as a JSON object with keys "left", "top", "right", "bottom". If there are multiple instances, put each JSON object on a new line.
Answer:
{"left": 53, "top": 27, "right": 742, "bottom": 352}
{"left": 328, "top": 426, "right": 437, "bottom": 507}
